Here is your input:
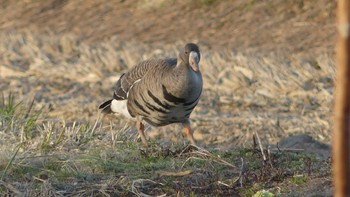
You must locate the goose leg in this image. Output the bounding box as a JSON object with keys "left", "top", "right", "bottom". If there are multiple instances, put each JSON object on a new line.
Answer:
{"left": 136, "top": 121, "right": 148, "bottom": 146}
{"left": 182, "top": 121, "right": 196, "bottom": 145}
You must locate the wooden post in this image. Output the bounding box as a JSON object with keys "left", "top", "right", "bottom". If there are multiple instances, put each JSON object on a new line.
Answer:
{"left": 334, "top": 0, "right": 350, "bottom": 196}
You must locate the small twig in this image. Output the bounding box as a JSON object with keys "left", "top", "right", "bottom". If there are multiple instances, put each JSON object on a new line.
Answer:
{"left": 20, "top": 125, "right": 25, "bottom": 143}
{"left": 157, "top": 170, "right": 192, "bottom": 177}
{"left": 254, "top": 132, "right": 266, "bottom": 161}
{"left": 32, "top": 176, "right": 46, "bottom": 183}
{"left": 305, "top": 157, "right": 312, "bottom": 176}
{"left": 217, "top": 181, "right": 231, "bottom": 187}
{"left": 267, "top": 144, "right": 273, "bottom": 168}
{"left": 179, "top": 144, "right": 198, "bottom": 156}
{"left": 253, "top": 134, "right": 257, "bottom": 149}
{"left": 91, "top": 112, "right": 102, "bottom": 136}
{"left": 239, "top": 158, "right": 244, "bottom": 188}
{"left": 276, "top": 142, "right": 281, "bottom": 152}
{"left": 270, "top": 148, "right": 304, "bottom": 152}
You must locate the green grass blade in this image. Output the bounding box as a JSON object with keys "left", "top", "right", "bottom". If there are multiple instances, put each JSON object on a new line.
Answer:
{"left": 1, "top": 142, "right": 23, "bottom": 181}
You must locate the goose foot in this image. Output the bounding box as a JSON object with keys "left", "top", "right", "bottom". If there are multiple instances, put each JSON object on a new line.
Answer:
{"left": 136, "top": 121, "right": 148, "bottom": 147}
{"left": 182, "top": 122, "right": 196, "bottom": 145}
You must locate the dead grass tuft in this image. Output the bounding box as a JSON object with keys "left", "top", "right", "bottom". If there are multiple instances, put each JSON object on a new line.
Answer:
{"left": 0, "top": 30, "right": 334, "bottom": 195}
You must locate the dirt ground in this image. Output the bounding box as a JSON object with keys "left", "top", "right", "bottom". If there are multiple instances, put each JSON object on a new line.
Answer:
{"left": 0, "top": 0, "right": 335, "bottom": 55}
{"left": 0, "top": 0, "right": 335, "bottom": 196}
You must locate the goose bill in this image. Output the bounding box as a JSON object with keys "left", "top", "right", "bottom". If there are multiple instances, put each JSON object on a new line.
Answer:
{"left": 189, "top": 51, "right": 200, "bottom": 71}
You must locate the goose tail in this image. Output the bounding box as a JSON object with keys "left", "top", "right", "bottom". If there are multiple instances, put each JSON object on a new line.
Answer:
{"left": 99, "top": 99, "right": 113, "bottom": 114}
{"left": 99, "top": 99, "right": 132, "bottom": 118}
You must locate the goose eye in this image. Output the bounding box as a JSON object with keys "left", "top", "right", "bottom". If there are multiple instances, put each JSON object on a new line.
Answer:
{"left": 185, "top": 51, "right": 188, "bottom": 55}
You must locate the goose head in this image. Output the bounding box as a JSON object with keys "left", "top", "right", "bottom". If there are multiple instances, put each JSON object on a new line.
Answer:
{"left": 179, "top": 43, "right": 201, "bottom": 72}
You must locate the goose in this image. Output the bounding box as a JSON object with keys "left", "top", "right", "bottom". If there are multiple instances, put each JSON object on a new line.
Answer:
{"left": 99, "top": 43, "right": 203, "bottom": 146}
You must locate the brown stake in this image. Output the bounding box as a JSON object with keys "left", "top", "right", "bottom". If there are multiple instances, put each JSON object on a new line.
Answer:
{"left": 334, "top": 0, "right": 350, "bottom": 196}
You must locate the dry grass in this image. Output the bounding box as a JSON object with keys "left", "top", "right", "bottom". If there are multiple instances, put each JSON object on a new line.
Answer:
{"left": 0, "top": 31, "right": 334, "bottom": 195}
{"left": 0, "top": 99, "right": 331, "bottom": 195}
{"left": 0, "top": 31, "right": 334, "bottom": 145}
{"left": 0, "top": 0, "right": 336, "bottom": 195}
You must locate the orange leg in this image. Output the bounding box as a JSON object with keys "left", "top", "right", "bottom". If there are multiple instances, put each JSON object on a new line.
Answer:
{"left": 182, "top": 122, "right": 196, "bottom": 145}
{"left": 136, "top": 121, "right": 148, "bottom": 146}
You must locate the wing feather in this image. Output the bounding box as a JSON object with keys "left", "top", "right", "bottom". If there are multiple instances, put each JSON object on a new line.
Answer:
{"left": 113, "top": 59, "right": 174, "bottom": 100}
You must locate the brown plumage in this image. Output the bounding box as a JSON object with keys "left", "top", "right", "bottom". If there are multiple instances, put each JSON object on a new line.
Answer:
{"left": 99, "top": 43, "right": 202, "bottom": 146}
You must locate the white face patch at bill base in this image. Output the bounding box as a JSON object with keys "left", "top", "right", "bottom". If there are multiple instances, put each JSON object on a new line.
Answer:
{"left": 111, "top": 99, "right": 132, "bottom": 118}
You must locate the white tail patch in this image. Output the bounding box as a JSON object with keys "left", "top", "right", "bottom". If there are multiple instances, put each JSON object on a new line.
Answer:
{"left": 111, "top": 99, "right": 132, "bottom": 118}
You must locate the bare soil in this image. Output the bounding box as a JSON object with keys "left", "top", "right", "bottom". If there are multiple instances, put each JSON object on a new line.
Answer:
{"left": 0, "top": 0, "right": 335, "bottom": 55}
